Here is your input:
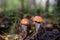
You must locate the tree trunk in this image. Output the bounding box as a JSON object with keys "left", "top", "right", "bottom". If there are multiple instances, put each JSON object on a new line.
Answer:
{"left": 21, "top": 0, "right": 24, "bottom": 11}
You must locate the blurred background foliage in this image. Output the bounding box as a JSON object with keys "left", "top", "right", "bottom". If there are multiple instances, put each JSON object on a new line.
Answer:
{"left": 0, "top": 0, "right": 60, "bottom": 22}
